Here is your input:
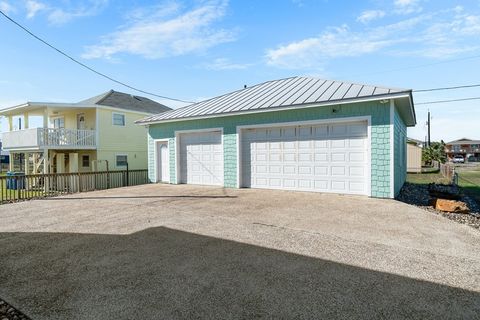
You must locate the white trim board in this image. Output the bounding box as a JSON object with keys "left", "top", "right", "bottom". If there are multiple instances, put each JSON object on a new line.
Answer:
{"left": 390, "top": 100, "right": 395, "bottom": 198}
{"left": 236, "top": 116, "right": 372, "bottom": 196}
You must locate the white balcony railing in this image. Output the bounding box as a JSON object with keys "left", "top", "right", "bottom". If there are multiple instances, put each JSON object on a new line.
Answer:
{"left": 2, "top": 128, "right": 97, "bottom": 150}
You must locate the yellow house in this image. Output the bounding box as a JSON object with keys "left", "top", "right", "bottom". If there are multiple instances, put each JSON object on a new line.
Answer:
{"left": 0, "top": 90, "right": 170, "bottom": 174}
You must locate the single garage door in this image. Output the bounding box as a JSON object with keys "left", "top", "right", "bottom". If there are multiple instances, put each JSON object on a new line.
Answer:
{"left": 241, "top": 121, "right": 368, "bottom": 195}
{"left": 179, "top": 131, "right": 224, "bottom": 186}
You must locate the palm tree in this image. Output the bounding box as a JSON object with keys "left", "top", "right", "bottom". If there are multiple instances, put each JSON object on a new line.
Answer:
{"left": 422, "top": 141, "right": 447, "bottom": 166}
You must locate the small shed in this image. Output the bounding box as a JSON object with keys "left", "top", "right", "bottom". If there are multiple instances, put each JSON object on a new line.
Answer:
{"left": 407, "top": 143, "right": 422, "bottom": 173}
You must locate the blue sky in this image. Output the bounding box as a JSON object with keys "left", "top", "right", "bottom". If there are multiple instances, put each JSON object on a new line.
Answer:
{"left": 0, "top": 0, "right": 479, "bottom": 142}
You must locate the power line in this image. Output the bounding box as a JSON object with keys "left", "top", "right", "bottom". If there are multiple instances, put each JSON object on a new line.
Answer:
{"left": 350, "top": 53, "right": 480, "bottom": 78}
{"left": 415, "top": 97, "right": 480, "bottom": 105}
{"left": 0, "top": 10, "right": 194, "bottom": 104}
{"left": 414, "top": 83, "right": 480, "bottom": 93}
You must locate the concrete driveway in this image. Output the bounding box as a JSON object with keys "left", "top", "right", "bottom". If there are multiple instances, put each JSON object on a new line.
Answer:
{"left": 0, "top": 184, "right": 479, "bottom": 319}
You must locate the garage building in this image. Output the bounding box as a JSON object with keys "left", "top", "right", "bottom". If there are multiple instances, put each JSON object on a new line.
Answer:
{"left": 137, "top": 76, "right": 416, "bottom": 198}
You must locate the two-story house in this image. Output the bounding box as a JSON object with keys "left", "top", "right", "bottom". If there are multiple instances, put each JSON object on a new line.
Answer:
{"left": 0, "top": 90, "right": 170, "bottom": 174}
{"left": 445, "top": 138, "right": 480, "bottom": 162}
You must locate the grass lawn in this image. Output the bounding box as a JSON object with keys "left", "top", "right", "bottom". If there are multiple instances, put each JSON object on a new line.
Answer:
{"left": 406, "top": 172, "right": 450, "bottom": 185}
{"left": 407, "top": 168, "right": 480, "bottom": 204}
{"left": 457, "top": 168, "right": 480, "bottom": 203}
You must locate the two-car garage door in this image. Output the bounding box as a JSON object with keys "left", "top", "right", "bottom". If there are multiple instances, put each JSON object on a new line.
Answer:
{"left": 176, "top": 121, "right": 368, "bottom": 195}
{"left": 241, "top": 121, "right": 369, "bottom": 195}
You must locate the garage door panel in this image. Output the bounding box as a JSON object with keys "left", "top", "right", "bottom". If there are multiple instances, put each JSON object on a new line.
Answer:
{"left": 298, "top": 166, "right": 312, "bottom": 175}
{"left": 331, "top": 180, "right": 347, "bottom": 190}
{"left": 331, "top": 153, "right": 346, "bottom": 162}
{"left": 331, "top": 139, "right": 346, "bottom": 148}
{"left": 313, "top": 125, "right": 328, "bottom": 137}
{"left": 315, "top": 153, "right": 328, "bottom": 162}
{"left": 314, "top": 166, "right": 328, "bottom": 175}
{"left": 349, "top": 166, "right": 365, "bottom": 177}
{"left": 180, "top": 131, "right": 223, "bottom": 186}
{"left": 348, "top": 138, "right": 365, "bottom": 148}
{"left": 331, "top": 166, "right": 346, "bottom": 176}
{"left": 242, "top": 121, "right": 368, "bottom": 195}
{"left": 349, "top": 152, "right": 365, "bottom": 162}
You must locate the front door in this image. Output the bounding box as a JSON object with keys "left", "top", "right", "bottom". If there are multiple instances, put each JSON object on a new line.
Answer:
{"left": 77, "top": 114, "right": 86, "bottom": 130}
{"left": 157, "top": 141, "right": 170, "bottom": 183}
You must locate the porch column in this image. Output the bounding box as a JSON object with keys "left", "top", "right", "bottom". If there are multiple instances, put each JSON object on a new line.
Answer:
{"left": 9, "top": 153, "right": 14, "bottom": 171}
{"left": 56, "top": 153, "right": 65, "bottom": 173}
{"left": 69, "top": 153, "right": 78, "bottom": 173}
{"left": 23, "top": 112, "right": 29, "bottom": 129}
{"left": 24, "top": 152, "right": 30, "bottom": 175}
{"left": 43, "top": 109, "right": 48, "bottom": 128}
{"left": 43, "top": 149, "right": 49, "bottom": 174}
{"left": 7, "top": 116, "right": 13, "bottom": 131}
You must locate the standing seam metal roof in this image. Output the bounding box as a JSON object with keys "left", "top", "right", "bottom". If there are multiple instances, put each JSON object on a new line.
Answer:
{"left": 137, "top": 76, "right": 410, "bottom": 124}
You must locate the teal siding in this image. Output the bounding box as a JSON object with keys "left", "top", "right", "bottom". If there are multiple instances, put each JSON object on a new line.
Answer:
{"left": 393, "top": 104, "right": 407, "bottom": 196}
{"left": 148, "top": 101, "right": 392, "bottom": 197}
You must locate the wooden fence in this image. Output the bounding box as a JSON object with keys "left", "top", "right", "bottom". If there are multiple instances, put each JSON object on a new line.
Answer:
{"left": 0, "top": 169, "right": 149, "bottom": 204}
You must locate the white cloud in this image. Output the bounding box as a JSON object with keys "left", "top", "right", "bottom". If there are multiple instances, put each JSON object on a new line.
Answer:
{"left": 202, "top": 58, "right": 251, "bottom": 70}
{"left": 23, "top": 0, "right": 107, "bottom": 23}
{"left": 47, "top": 0, "right": 108, "bottom": 25}
{"left": 394, "top": 0, "right": 422, "bottom": 14}
{"left": 266, "top": 24, "right": 399, "bottom": 69}
{"left": 357, "top": 10, "right": 386, "bottom": 24}
{"left": 82, "top": 0, "right": 235, "bottom": 60}
{"left": 266, "top": 8, "right": 480, "bottom": 69}
{"left": 0, "top": 1, "right": 15, "bottom": 14}
{"left": 25, "top": 0, "right": 46, "bottom": 18}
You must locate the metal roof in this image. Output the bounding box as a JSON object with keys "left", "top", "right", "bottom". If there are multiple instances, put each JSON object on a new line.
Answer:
{"left": 137, "top": 76, "right": 412, "bottom": 124}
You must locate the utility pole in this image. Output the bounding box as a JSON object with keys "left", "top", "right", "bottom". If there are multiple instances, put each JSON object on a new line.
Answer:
{"left": 427, "top": 110, "right": 431, "bottom": 147}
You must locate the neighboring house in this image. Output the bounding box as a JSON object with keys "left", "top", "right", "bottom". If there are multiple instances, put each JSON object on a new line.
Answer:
{"left": 0, "top": 90, "right": 170, "bottom": 174}
{"left": 137, "top": 76, "right": 416, "bottom": 198}
{"left": 407, "top": 141, "right": 422, "bottom": 173}
{"left": 445, "top": 138, "right": 480, "bottom": 161}
{"left": 407, "top": 137, "right": 424, "bottom": 148}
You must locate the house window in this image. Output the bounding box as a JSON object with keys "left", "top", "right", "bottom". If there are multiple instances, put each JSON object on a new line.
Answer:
{"left": 112, "top": 113, "right": 125, "bottom": 126}
{"left": 453, "top": 145, "right": 461, "bottom": 152}
{"left": 82, "top": 155, "right": 90, "bottom": 168}
{"left": 52, "top": 117, "right": 65, "bottom": 129}
{"left": 116, "top": 154, "right": 128, "bottom": 167}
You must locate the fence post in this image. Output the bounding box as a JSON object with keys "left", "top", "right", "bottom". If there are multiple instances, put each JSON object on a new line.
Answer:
{"left": 126, "top": 162, "right": 129, "bottom": 187}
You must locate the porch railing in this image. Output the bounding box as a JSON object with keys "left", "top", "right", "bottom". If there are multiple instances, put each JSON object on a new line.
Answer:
{"left": 0, "top": 169, "right": 149, "bottom": 204}
{"left": 39, "top": 128, "right": 96, "bottom": 148}
{"left": 1, "top": 128, "right": 97, "bottom": 149}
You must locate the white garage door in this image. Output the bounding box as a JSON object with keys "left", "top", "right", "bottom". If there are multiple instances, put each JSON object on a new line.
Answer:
{"left": 179, "top": 131, "right": 224, "bottom": 186}
{"left": 241, "top": 121, "right": 368, "bottom": 195}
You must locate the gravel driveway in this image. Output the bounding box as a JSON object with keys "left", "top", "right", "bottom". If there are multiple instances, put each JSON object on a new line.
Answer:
{"left": 0, "top": 184, "right": 479, "bottom": 319}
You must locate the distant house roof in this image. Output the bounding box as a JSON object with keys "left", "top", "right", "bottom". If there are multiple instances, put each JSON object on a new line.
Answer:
{"left": 137, "top": 76, "right": 414, "bottom": 125}
{"left": 407, "top": 137, "right": 424, "bottom": 146}
{"left": 78, "top": 90, "right": 171, "bottom": 114}
{"left": 0, "top": 90, "right": 171, "bottom": 116}
{"left": 447, "top": 138, "right": 480, "bottom": 145}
